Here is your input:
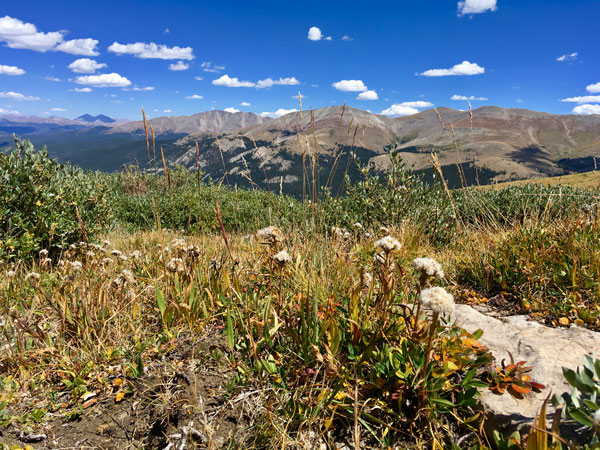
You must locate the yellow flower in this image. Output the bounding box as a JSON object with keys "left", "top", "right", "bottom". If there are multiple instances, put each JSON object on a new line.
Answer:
{"left": 35, "top": 200, "right": 42, "bottom": 206}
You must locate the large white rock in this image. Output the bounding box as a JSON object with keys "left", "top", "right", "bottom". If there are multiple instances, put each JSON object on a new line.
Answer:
{"left": 451, "top": 304, "right": 600, "bottom": 432}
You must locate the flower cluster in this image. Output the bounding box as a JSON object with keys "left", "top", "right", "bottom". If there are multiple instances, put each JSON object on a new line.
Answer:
{"left": 420, "top": 287, "right": 454, "bottom": 315}
{"left": 413, "top": 257, "right": 444, "bottom": 280}
{"left": 375, "top": 235, "right": 401, "bottom": 254}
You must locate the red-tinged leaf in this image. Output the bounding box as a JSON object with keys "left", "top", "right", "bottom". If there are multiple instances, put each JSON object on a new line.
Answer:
{"left": 531, "top": 382, "right": 546, "bottom": 391}
{"left": 510, "top": 383, "right": 532, "bottom": 395}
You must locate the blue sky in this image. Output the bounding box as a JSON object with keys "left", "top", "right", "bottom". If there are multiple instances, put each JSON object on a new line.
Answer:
{"left": 1, "top": 0, "right": 599, "bottom": 120}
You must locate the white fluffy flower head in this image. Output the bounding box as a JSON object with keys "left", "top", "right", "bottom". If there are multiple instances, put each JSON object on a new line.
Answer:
{"left": 413, "top": 257, "right": 444, "bottom": 279}
{"left": 420, "top": 287, "right": 454, "bottom": 315}
{"left": 273, "top": 250, "right": 292, "bottom": 265}
{"left": 375, "top": 235, "right": 401, "bottom": 254}
{"left": 593, "top": 408, "right": 600, "bottom": 429}
{"left": 257, "top": 226, "right": 284, "bottom": 244}
{"left": 69, "top": 261, "right": 83, "bottom": 271}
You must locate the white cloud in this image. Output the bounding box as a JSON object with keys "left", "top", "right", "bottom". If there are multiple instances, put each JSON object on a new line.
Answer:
{"left": 45, "top": 76, "right": 61, "bottom": 82}
{"left": 0, "top": 107, "right": 19, "bottom": 114}
{"left": 556, "top": 52, "right": 577, "bottom": 62}
{"left": 324, "top": 36, "right": 332, "bottom": 41}
{"left": 341, "top": 35, "right": 353, "bottom": 41}
{"left": 212, "top": 74, "right": 255, "bottom": 87}
{"left": 260, "top": 108, "right": 298, "bottom": 118}
{"left": 332, "top": 79, "right": 368, "bottom": 92}
{"left": 586, "top": 82, "right": 600, "bottom": 94}
{"left": 201, "top": 62, "right": 225, "bottom": 72}
{"left": 169, "top": 60, "right": 189, "bottom": 71}
{"left": 308, "top": 26, "right": 323, "bottom": 41}
{"left": 0, "top": 16, "right": 98, "bottom": 55}
{"left": 241, "top": 102, "right": 251, "bottom": 106}
{"left": 561, "top": 95, "right": 600, "bottom": 104}
{"left": 163, "top": 109, "right": 172, "bottom": 113}
{"left": 0, "top": 64, "right": 25, "bottom": 75}
{"left": 68, "top": 58, "right": 106, "bottom": 73}
{"left": 133, "top": 86, "right": 154, "bottom": 91}
{"left": 75, "top": 72, "right": 131, "bottom": 87}
{"left": 224, "top": 107, "right": 240, "bottom": 113}
{"left": 108, "top": 41, "right": 194, "bottom": 60}
{"left": 56, "top": 38, "right": 99, "bottom": 56}
{"left": 451, "top": 94, "right": 488, "bottom": 100}
{"left": 458, "top": 0, "right": 497, "bottom": 15}
{"left": 516, "top": 99, "right": 523, "bottom": 103}
{"left": 256, "top": 77, "right": 300, "bottom": 88}
{"left": 71, "top": 87, "right": 92, "bottom": 93}
{"left": 164, "top": 28, "right": 170, "bottom": 34}
{"left": 399, "top": 101, "right": 434, "bottom": 108}
{"left": 357, "top": 90, "right": 378, "bottom": 100}
{"left": 0, "top": 91, "right": 40, "bottom": 100}
{"left": 419, "top": 60, "right": 485, "bottom": 77}
{"left": 194, "top": 76, "right": 204, "bottom": 81}
{"left": 185, "top": 94, "right": 203, "bottom": 99}
{"left": 51, "top": 107, "right": 66, "bottom": 112}
{"left": 572, "top": 104, "right": 600, "bottom": 115}
{"left": 380, "top": 104, "right": 419, "bottom": 116}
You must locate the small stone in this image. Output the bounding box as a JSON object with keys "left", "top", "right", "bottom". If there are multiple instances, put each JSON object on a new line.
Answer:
{"left": 558, "top": 317, "right": 570, "bottom": 327}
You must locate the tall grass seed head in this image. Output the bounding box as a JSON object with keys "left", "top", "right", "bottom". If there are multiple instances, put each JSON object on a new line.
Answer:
{"left": 273, "top": 250, "right": 292, "bottom": 265}
{"left": 375, "top": 235, "right": 401, "bottom": 254}
{"left": 413, "top": 257, "right": 444, "bottom": 279}
{"left": 420, "top": 287, "right": 454, "bottom": 315}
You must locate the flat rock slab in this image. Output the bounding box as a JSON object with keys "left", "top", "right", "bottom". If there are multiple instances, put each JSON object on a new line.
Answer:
{"left": 451, "top": 304, "right": 600, "bottom": 432}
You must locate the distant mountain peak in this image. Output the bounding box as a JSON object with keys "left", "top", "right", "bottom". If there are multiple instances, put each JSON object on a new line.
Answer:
{"left": 76, "top": 114, "right": 115, "bottom": 124}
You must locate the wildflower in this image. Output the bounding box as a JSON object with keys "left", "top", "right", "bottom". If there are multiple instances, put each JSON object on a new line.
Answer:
{"left": 365, "top": 232, "right": 372, "bottom": 239}
{"left": 102, "top": 240, "right": 111, "bottom": 248}
{"left": 379, "top": 226, "right": 389, "bottom": 234}
{"left": 272, "top": 250, "right": 292, "bottom": 265}
{"left": 362, "top": 271, "right": 373, "bottom": 288}
{"left": 26, "top": 272, "right": 41, "bottom": 282}
{"left": 171, "top": 238, "right": 187, "bottom": 250}
{"left": 111, "top": 277, "right": 124, "bottom": 289}
{"left": 86, "top": 251, "right": 95, "bottom": 258}
{"left": 166, "top": 258, "right": 185, "bottom": 273}
{"left": 69, "top": 261, "right": 83, "bottom": 271}
{"left": 119, "top": 254, "right": 128, "bottom": 262}
{"left": 331, "top": 226, "right": 347, "bottom": 240}
{"left": 420, "top": 287, "right": 454, "bottom": 315}
{"left": 375, "top": 235, "right": 401, "bottom": 254}
{"left": 593, "top": 408, "right": 600, "bottom": 429}
{"left": 343, "top": 231, "right": 351, "bottom": 240}
{"left": 120, "top": 269, "right": 135, "bottom": 284}
{"left": 413, "top": 257, "right": 444, "bottom": 279}
{"left": 130, "top": 250, "right": 142, "bottom": 260}
{"left": 41, "top": 258, "right": 52, "bottom": 266}
{"left": 101, "top": 257, "right": 114, "bottom": 266}
{"left": 90, "top": 243, "right": 102, "bottom": 251}
{"left": 69, "top": 244, "right": 77, "bottom": 250}
{"left": 256, "top": 226, "right": 284, "bottom": 244}
{"left": 39, "top": 249, "right": 49, "bottom": 258}
{"left": 353, "top": 222, "right": 363, "bottom": 230}
{"left": 110, "top": 249, "right": 123, "bottom": 257}
{"left": 7, "top": 270, "right": 16, "bottom": 278}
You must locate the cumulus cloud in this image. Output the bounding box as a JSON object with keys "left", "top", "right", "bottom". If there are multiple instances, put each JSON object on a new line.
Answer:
{"left": 572, "top": 104, "right": 600, "bottom": 115}
{"left": 213, "top": 74, "right": 300, "bottom": 88}
{"left": 71, "top": 87, "right": 92, "bottom": 92}
{"left": 241, "top": 102, "right": 251, "bottom": 106}
{"left": 45, "top": 76, "right": 61, "bottom": 82}
{"left": 0, "top": 91, "right": 39, "bottom": 100}
{"left": 185, "top": 94, "right": 203, "bottom": 99}
{"left": 212, "top": 74, "right": 255, "bottom": 87}
{"left": 341, "top": 35, "right": 353, "bottom": 41}
{"left": 380, "top": 104, "right": 420, "bottom": 116}
{"left": 0, "top": 107, "right": 19, "bottom": 114}
{"left": 224, "top": 107, "right": 240, "bottom": 113}
{"left": 260, "top": 108, "right": 298, "bottom": 118}
{"left": 399, "top": 101, "right": 434, "bottom": 108}
{"left": 51, "top": 107, "right": 66, "bottom": 112}
{"left": 561, "top": 95, "right": 600, "bottom": 104}
{"left": 451, "top": 94, "right": 488, "bottom": 100}
{"left": 256, "top": 77, "right": 300, "bottom": 88}
{"left": 0, "top": 16, "right": 98, "bottom": 55}
{"left": 357, "top": 90, "right": 378, "bottom": 100}
{"left": 168, "top": 60, "right": 189, "bottom": 71}
{"left": 458, "top": 0, "right": 497, "bottom": 15}
{"left": 0, "top": 64, "right": 25, "bottom": 75}
{"left": 132, "top": 86, "right": 154, "bottom": 91}
{"left": 68, "top": 58, "right": 106, "bottom": 73}
{"left": 586, "top": 82, "right": 600, "bottom": 93}
{"left": 56, "top": 38, "right": 99, "bottom": 56}
{"left": 194, "top": 76, "right": 204, "bottom": 81}
{"left": 556, "top": 52, "right": 577, "bottom": 62}
{"left": 75, "top": 72, "right": 131, "bottom": 87}
{"left": 308, "top": 26, "right": 323, "bottom": 41}
{"left": 108, "top": 41, "right": 194, "bottom": 60}
{"left": 332, "top": 79, "right": 368, "bottom": 92}
{"left": 420, "top": 60, "right": 485, "bottom": 77}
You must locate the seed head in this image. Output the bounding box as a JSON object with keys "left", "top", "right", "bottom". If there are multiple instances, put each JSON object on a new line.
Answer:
{"left": 256, "top": 226, "right": 284, "bottom": 244}
{"left": 69, "top": 261, "right": 83, "bottom": 271}
{"left": 166, "top": 258, "right": 185, "bottom": 273}
{"left": 26, "top": 272, "right": 41, "bottom": 282}
{"left": 110, "top": 249, "right": 123, "bottom": 257}
{"left": 353, "top": 222, "right": 363, "bottom": 230}
{"left": 39, "top": 249, "right": 49, "bottom": 258}
{"left": 420, "top": 287, "right": 454, "bottom": 315}
{"left": 375, "top": 235, "right": 401, "bottom": 254}
{"left": 273, "top": 250, "right": 292, "bottom": 266}
{"left": 413, "top": 257, "right": 444, "bottom": 279}
{"left": 7, "top": 270, "right": 16, "bottom": 278}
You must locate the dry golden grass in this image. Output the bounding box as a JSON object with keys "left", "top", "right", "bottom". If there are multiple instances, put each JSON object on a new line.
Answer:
{"left": 483, "top": 170, "right": 600, "bottom": 190}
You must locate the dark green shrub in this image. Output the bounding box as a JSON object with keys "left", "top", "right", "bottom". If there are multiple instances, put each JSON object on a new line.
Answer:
{"left": 0, "top": 139, "right": 111, "bottom": 260}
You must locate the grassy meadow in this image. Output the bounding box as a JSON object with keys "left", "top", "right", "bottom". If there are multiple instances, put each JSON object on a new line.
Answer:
{"left": 1, "top": 139, "right": 600, "bottom": 449}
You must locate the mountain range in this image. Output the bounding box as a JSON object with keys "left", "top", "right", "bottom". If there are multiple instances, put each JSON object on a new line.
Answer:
{"left": 1, "top": 106, "right": 599, "bottom": 194}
